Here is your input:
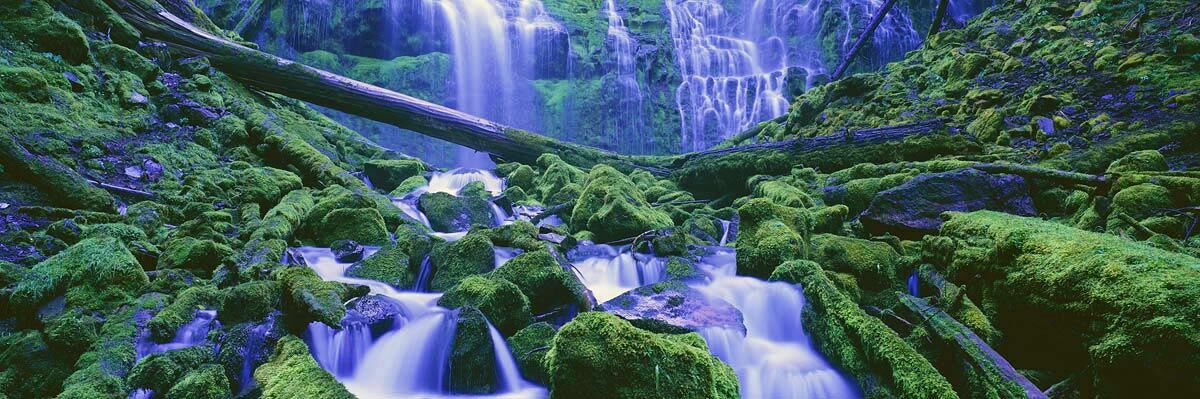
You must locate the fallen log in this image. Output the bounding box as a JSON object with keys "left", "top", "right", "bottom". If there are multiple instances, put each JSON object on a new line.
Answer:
{"left": 103, "top": 0, "right": 664, "bottom": 174}
{"left": 900, "top": 294, "right": 1048, "bottom": 399}
{"left": 832, "top": 0, "right": 901, "bottom": 80}
{"left": 928, "top": 0, "right": 951, "bottom": 38}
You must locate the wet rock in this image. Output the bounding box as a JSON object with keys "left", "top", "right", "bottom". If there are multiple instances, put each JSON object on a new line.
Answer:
{"left": 861, "top": 169, "right": 1035, "bottom": 238}
{"left": 600, "top": 280, "right": 745, "bottom": 335}
{"left": 344, "top": 295, "right": 402, "bottom": 332}
{"left": 448, "top": 306, "right": 499, "bottom": 394}
{"left": 438, "top": 275, "right": 532, "bottom": 336}
{"left": 569, "top": 165, "right": 673, "bottom": 242}
{"left": 418, "top": 189, "right": 496, "bottom": 233}
{"left": 63, "top": 71, "right": 84, "bottom": 92}
{"left": 507, "top": 322, "right": 556, "bottom": 385}
{"left": 331, "top": 240, "right": 364, "bottom": 263}
{"left": 429, "top": 233, "right": 494, "bottom": 291}
{"left": 491, "top": 249, "right": 591, "bottom": 315}
{"left": 346, "top": 243, "right": 414, "bottom": 288}
{"left": 363, "top": 159, "right": 427, "bottom": 192}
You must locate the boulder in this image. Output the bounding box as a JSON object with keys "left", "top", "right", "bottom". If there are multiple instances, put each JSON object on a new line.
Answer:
{"left": 735, "top": 198, "right": 810, "bottom": 278}
{"left": 601, "top": 281, "right": 745, "bottom": 335}
{"left": 346, "top": 244, "right": 414, "bottom": 288}
{"left": 570, "top": 165, "right": 673, "bottom": 242}
{"left": 861, "top": 169, "right": 1035, "bottom": 238}
{"left": 429, "top": 233, "right": 495, "bottom": 291}
{"left": 490, "top": 249, "right": 591, "bottom": 315}
{"left": 507, "top": 322, "right": 556, "bottom": 385}
{"left": 447, "top": 306, "right": 500, "bottom": 394}
{"left": 438, "top": 275, "right": 533, "bottom": 336}
{"left": 418, "top": 190, "right": 496, "bottom": 233}
{"left": 363, "top": 159, "right": 427, "bottom": 192}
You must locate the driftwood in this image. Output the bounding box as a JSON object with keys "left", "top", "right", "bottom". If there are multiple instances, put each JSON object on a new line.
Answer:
{"left": 928, "top": 0, "right": 951, "bottom": 38}
{"left": 900, "top": 294, "right": 1048, "bottom": 399}
{"left": 832, "top": 0, "right": 901, "bottom": 80}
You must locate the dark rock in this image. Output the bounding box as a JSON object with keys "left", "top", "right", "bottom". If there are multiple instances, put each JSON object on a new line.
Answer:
{"left": 860, "top": 169, "right": 1036, "bottom": 238}
{"left": 142, "top": 159, "right": 164, "bottom": 180}
{"left": 449, "top": 306, "right": 499, "bottom": 394}
{"left": 600, "top": 281, "right": 745, "bottom": 335}
{"left": 63, "top": 71, "right": 84, "bottom": 92}
{"left": 344, "top": 295, "right": 402, "bottom": 333}
{"left": 331, "top": 240, "right": 364, "bottom": 263}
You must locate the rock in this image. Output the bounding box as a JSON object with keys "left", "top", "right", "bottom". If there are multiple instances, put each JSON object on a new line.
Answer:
{"left": 429, "top": 233, "right": 495, "bottom": 291}
{"left": 735, "top": 198, "right": 810, "bottom": 278}
{"left": 809, "top": 234, "right": 902, "bottom": 290}
{"left": 418, "top": 190, "right": 497, "bottom": 233}
{"left": 128, "top": 345, "right": 215, "bottom": 394}
{"left": 545, "top": 312, "right": 739, "bottom": 399}
{"left": 569, "top": 165, "right": 673, "bottom": 242}
{"left": 274, "top": 266, "right": 363, "bottom": 328}
{"left": 166, "top": 364, "right": 231, "bottom": 399}
{"left": 158, "top": 237, "right": 235, "bottom": 276}
{"left": 63, "top": 71, "right": 84, "bottom": 92}
{"left": 438, "top": 275, "right": 533, "bottom": 336}
{"left": 601, "top": 281, "right": 745, "bottom": 335}
{"left": 331, "top": 240, "right": 364, "bottom": 263}
{"left": 253, "top": 336, "right": 356, "bottom": 399}
{"left": 507, "top": 322, "right": 556, "bottom": 385}
{"left": 346, "top": 243, "right": 414, "bottom": 288}
{"left": 860, "top": 169, "right": 1035, "bottom": 238}
{"left": 363, "top": 159, "right": 427, "bottom": 192}
{"left": 1106, "top": 150, "right": 1168, "bottom": 174}
{"left": 448, "top": 306, "right": 499, "bottom": 394}
{"left": 9, "top": 237, "right": 148, "bottom": 314}
{"left": 219, "top": 281, "right": 281, "bottom": 325}
{"left": 317, "top": 208, "right": 390, "bottom": 246}
{"left": 344, "top": 295, "right": 403, "bottom": 331}
{"left": 490, "top": 249, "right": 591, "bottom": 315}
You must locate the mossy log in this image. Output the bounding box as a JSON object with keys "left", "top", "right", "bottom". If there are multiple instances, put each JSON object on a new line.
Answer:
{"left": 899, "top": 294, "right": 1047, "bottom": 399}
{"left": 0, "top": 133, "right": 116, "bottom": 212}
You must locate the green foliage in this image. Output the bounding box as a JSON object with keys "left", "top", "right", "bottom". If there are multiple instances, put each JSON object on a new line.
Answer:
{"left": 439, "top": 275, "right": 533, "bottom": 336}
{"left": 253, "top": 336, "right": 355, "bottom": 399}
{"left": 545, "top": 312, "right": 739, "bottom": 399}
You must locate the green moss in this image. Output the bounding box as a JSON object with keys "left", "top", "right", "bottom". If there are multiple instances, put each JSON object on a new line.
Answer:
{"left": 274, "top": 267, "right": 359, "bottom": 328}
{"left": 231, "top": 165, "right": 304, "bottom": 208}
{"left": 389, "top": 175, "right": 428, "bottom": 197}
{"left": 253, "top": 336, "right": 355, "bottom": 399}
{"left": 0, "top": 3, "right": 89, "bottom": 64}
{"left": 429, "top": 232, "right": 495, "bottom": 291}
{"left": 1106, "top": 150, "right": 1169, "bottom": 174}
{"left": 252, "top": 189, "right": 315, "bottom": 242}
{"left": 417, "top": 190, "right": 496, "bottom": 233}
{"left": 439, "top": 275, "right": 533, "bottom": 336}
{"left": 43, "top": 309, "right": 100, "bottom": 355}
{"left": 482, "top": 220, "right": 543, "bottom": 251}
{"left": 363, "top": 158, "right": 427, "bottom": 192}
{"left": 812, "top": 205, "right": 850, "bottom": 234}
{"left": 735, "top": 198, "right": 811, "bottom": 278}
{"left": 570, "top": 164, "right": 673, "bottom": 242}
{"left": 532, "top": 154, "right": 586, "bottom": 202}
{"left": 0, "top": 330, "right": 73, "bottom": 398}
{"left": 219, "top": 280, "right": 281, "bottom": 325}
{"left": 93, "top": 42, "right": 160, "bottom": 83}
{"left": 0, "top": 134, "right": 115, "bottom": 212}
{"left": 165, "top": 364, "right": 231, "bottom": 399}
{"left": 148, "top": 285, "right": 223, "bottom": 342}
{"left": 316, "top": 207, "right": 390, "bottom": 246}
{"left": 393, "top": 223, "right": 434, "bottom": 266}
{"left": 158, "top": 237, "right": 235, "bottom": 276}
{"left": 80, "top": 223, "right": 148, "bottom": 244}
{"left": 10, "top": 237, "right": 147, "bottom": 314}
{"left": 937, "top": 211, "right": 1200, "bottom": 397}
{"left": 59, "top": 298, "right": 158, "bottom": 399}
{"left": 507, "top": 322, "right": 556, "bottom": 385}
{"left": 545, "top": 312, "right": 739, "bottom": 399}
{"left": 771, "top": 260, "right": 956, "bottom": 398}
{"left": 809, "top": 234, "right": 902, "bottom": 290}
{"left": 506, "top": 164, "right": 538, "bottom": 192}
{"left": 751, "top": 179, "right": 814, "bottom": 209}
{"left": 128, "top": 345, "right": 215, "bottom": 394}
{"left": 346, "top": 243, "right": 415, "bottom": 288}
{"left": 489, "top": 249, "right": 590, "bottom": 315}
{"left": 447, "top": 306, "right": 501, "bottom": 394}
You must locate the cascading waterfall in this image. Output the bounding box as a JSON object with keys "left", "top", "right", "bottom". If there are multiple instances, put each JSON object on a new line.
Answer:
{"left": 836, "top": 0, "right": 922, "bottom": 71}
{"left": 603, "top": 0, "right": 648, "bottom": 154}
{"left": 135, "top": 309, "right": 220, "bottom": 359}
{"left": 667, "top": 0, "right": 796, "bottom": 151}
{"left": 568, "top": 244, "right": 668, "bottom": 302}
{"left": 427, "top": 168, "right": 506, "bottom": 196}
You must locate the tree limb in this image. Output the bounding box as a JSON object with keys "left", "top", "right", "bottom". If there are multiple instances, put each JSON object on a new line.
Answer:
{"left": 833, "top": 0, "right": 901, "bottom": 80}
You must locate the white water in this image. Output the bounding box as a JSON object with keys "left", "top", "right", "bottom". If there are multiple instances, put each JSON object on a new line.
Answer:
{"left": 568, "top": 244, "right": 668, "bottom": 303}
{"left": 296, "top": 247, "right": 545, "bottom": 398}
{"left": 835, "top": 0, "right": 921, "bottom": 72}
{"left": 135, "top": 309, "right": 220, "bottom": 359}
{"left": 427, "top": 168, "right": 506, "bottom": 196}
{"left": 603, "top": 0, "right": 648, "bottom": 153}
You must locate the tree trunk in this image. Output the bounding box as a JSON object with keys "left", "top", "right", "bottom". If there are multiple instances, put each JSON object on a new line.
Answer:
{"left": 832, "top": 0, "right": 901, "bottom": 80}
{"left": 928, "top": 0, "right": 951, "bottom": 38}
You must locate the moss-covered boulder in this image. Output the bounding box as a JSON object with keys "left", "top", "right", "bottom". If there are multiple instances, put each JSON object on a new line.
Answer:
{"left": 231, "top": 165, "right": 304, "bottom": 208}
{"left": 545, "top": 312, "right": 739, "bottom": 399}
{"left": 860, "top": 169, "right": 1036, "bottom": 238}
{"left": 507, "top": 322, "right": 556, "bottom": 385}
{"left": 127, "top": 345, "right": 215, "bottom": 394}
{"left": 601, "top": 280, "right": 744, "bottom": 335}
{"left": 438, "top": 276, "right": 533, "bottom": 336}
{"left": 158, "top": 237, "right": 235, "bottom": 276}
{"left": 532, "top": 154, "right": 586, "bottom": 202}
{"left": 0, "top": 330, "right": 73, "bottom": 398}
{"left": 735, "top": 198, "right": 810, "bottom": 278}
{"left": 274, "top": 267, "right": 361, "bottom": 328}
{"left": 1106, "top": 150, "right": 1168, "bottom": 174}
{"left": 809, "top": 234, "right": 902, "bottom": 290}
{"left": 219, "top": 281, "right": 281, "bottom": 325}
{"left": 43, "top": 310, "right": 100, "bottom": 355}
{"left": 0, "top": 3, "right": 90, "bottom": 64}
{"left": 364, "top": 159, "right": 427, "bottom": 192}
{"left": 490, "top": 249, "right": 591, "bottom": 315}
{"left": 148, "top": 285, "right": 223, "bottom": 342}
{"left": 481, "top": 220, "right": 543, "bottom": 251}
{"left": 10, "top": 237, "right": 148, "bottom": 314}
{"left": 771, "top": 260, "right": 956, "bottom": 398}
{"left": 936, "top": 211, "right": 1200, "bottom": 397}
{"left": 447, "top": 306, "right": 500, "bottom": 394}
{"left": 429, "top": 233, "right": 495, "bottom": 291}
{"left": 346, "top": 243, "right": 416, "bottom": 288}
{"left": 165, "top": 363, "right": 231, "bottom": 399}
{"left": 315, "top": 208, "right": 390, "bottom": 246}
{"left": 253, "top": 336, "right": 355, "bottom": 399}
{"left": 418, "top": 190, "right": 497, "bottom": 233}
{"left": 569, "top": 165, "right": 673, "bottom": 242}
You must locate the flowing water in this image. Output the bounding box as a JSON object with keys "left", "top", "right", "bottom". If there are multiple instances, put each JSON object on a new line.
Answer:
{"left": 568, "top": 244, "right": 668, "bottom": 303}
{"left": 603, "top": 0, "right": 649, "bottom": 154}
{"left": 135, "top": 309, "right": 220, "bottom": 359}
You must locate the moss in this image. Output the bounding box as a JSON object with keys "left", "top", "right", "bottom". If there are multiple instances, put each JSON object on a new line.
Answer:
{"left": 1106, "top": 150, "right": 1168, "bottom": 174}
{"left": 274, "top": 267, "right": 359, "bottom": 328}
{"left": 506, "top": 164, "right": 538, "bottom": 192}
{"left": 532, "top": 154, "right": 586, "bottom": 202}
{"left": 812, "top": 205, "right": 850, "bottom": 234}
{"left": 80, "top": 223, "right": 148, "bottom": 244}
{"left": 937, "top": 211, "right": 1200, "bottom": 397}
{"left": 810, "top": 234, "right": 902, "bottom": 291}
{"left": 315, "top": 207, "right": 390, "bottom": 246}
{"left": 1110, "top": 183, "right": 1173, "bottom": 223}
{"left": 363, "top": 158, "right": 426, "bottom": 192}
{"left": 158, "top": 237, "right": 235, "bottom": 276}
{"left": 10, "top": 237, "right": 147, "bottom": 314}
{"left": 388, "top": 175, "right": 428, "bottom": 197}
{"left": 439, "top": 275, "right": 533, "bottom": 336}
{"left": 128, "top": 345, "right": 215, "bottom": 394}
{"left": 0, "top": 134, "right": 116, "bottom": 212}
{"left": 447, "top": 306, "right": 500, "bottom": 394}
{"left": 0, "top": 330, "right": 73, "bottom": 398}
{"left": 253, "top": 336, "right": 355, "bottom": 399}
{"left": 507, "top": 322, "right": 556, "bottom": 385}
{"left": 219, "top": 280, "right": 281, "bottom": 325}
{"left": 771, "top": 260, "right": 956, "bottom": 398}
{"left": 0, "top": 4, "right": 89, "bottom": 64}
{"left": 231, "top": 165, "right": 303, "bottom": 208}
{"left": 252, "top": 189, "right": 315, "bottom": 242}
{"left": 734, "top": 198, "right": 810, "bottom": 278}
{"left": 43, "top": 309, "right": 100, "bottom": 355}
{"left": 570, "top": 164, "right": 673, "bottom": 242}
{"left": 148, "top": 285, "right": 223, "bottom": 342}
{"left": 393, "top": 223, "right": 434, "bottom": 266}
{"left": 346, "top": 243, "right": 415, "bottom": 288}
{"left": 490, "top": 249, "right": 590, "bottom": 315}
{"left": 481, "top": 220, "right": 543, "bottom": 251}
{"left": 545, "top": 312, "right": 739, "bottom": 399}
{"left": 751, "top": 179, "right": 814, "bottom": 208}
{"left": 93, "top": 42, "right": 160, "bottom": 83}
{"left": 165, "top": 363, "right": 231, "bottom": 399}
{"left": 418, "top": 190, "right": 496, "bottom": 233}
{"left": 429, "top": 232, "right": 495, "bottom": 292}
{"left": 59, "top": 296, "right": 159, "bottom": 399}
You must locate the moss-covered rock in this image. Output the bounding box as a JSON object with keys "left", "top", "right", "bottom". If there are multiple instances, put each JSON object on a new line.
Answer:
{"left": 364, "top": 158, "right": 427, "bottom": 192}
{"left": 43, "top": 309, "right": 100, "bottom": 355}
{"left": 429, "top": 233, "right": 495, "bottom": 291}
{"left": 545, "top": 312, "right": 739, "bottom": 399}
{"left": 418, "top": 190, "right": 497, "bottom": 233}
{"left": 274, "top": 267, "right": 360, "bottom": 328}
{"left": 127, "top": 345, "right": 215, "bottom": 394}
{"left": 253, "top": 336, "right": 355, "bottom": 399}
{"left": 10, "top": 237, "right": 148, "bottom": 314}
{"left": 447, "top": 306, "right": 500, "bottom": 394}
{"left": 346, "top": 243, "right": 415, "bottom": 288}
{"left": 532, "top": 154, "right": 586, "bottom": 202}
{"left": 165, "top": 364, "right": 231, "bottom": 399}
{"left": 158, "top": 237, "right": 234, "bottom": 276}
{"left": 489, "top": 249, "right": 590, "bottom": 315}
{"left": 480, "top": 220, "right": 543, "bottom": 251}
{"left": 735, "top": 198, "right": 810, "bottom": 278}
{"left": 438, "top": 276, "right": 533, "bottom": 336}
{"left": 0, "top": 4, "right": 90, "bottom": 64}
{"left": 507, "top": 322, "right": 556, "bottom": 385}
{"left": 936, "top": 211, "right": 1200, "bottom": 397}
{"left": 0, "top": 134, "right": 116, "bottom": 212}
{"left": 315, "top": 207, "right": 390, "bottom": 246}
{"left": 1106, "top": 150, "right": 1168, "bottom": 174}
{"left": 809, "top": 234, "right": 902, "bottom": 290}
{"left": 771, "top": 260, "right": 956, "bottom": 398}
{"left": 231, "top": 165, "right": 304, "bottom": 208}
{"left": 148, "top": 285, "right": 223, "bottom": 342}
{"left": 570, "top": 165, "right": 673, "bottom": 242}
{"left": 219, "top": 281, "right": 281, "bottom": 325}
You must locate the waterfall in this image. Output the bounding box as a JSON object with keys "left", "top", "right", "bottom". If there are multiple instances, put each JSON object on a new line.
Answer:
{"left": 568, "top": 244, "right": 668, "bottom": 303}
{"left": 427, "top": 168, "right": 506, "bottom": 196}
{"left": 603, "top": 0, "right": 648, "bottom": 154}
{"left": 666, "top": 0, "right": 800, "bottom": 151}
{"left": 415, "top": 255, "right": 435, "bottom": 292}
{"left": 294, "top": 247, "right": 544, "bottom": 398}
{"left": 907, "top": 271, "right": 919, "bottom": 297}
{"left": 836, "top": 0, "right": 922, "bottom": 71}
{"left": 135, "top": 309, "right": 220, "bottom": 359}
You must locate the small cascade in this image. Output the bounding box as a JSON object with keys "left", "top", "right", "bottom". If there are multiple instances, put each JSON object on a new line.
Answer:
{"left": 718, "top": 219, "right": 733, "bottom": 246}
{"left": 568, "top": 244, "right": 668, "bottom": 303}
{"left": 294, "top": 247, "right": 544, "bottom": 398}
{"left": 694, "top": 248, "right": 859, "bottom": 398}
{"left": 233, "top": 316, "right": 277, "bottom": 396}
{"left": 494, "top": 247, "right": 523, "bottom": 269}
{"left": 128, "top": 389, "right": 153, "bottom": 399}
{"left": 428, "top": 168, "right": 506, "bottom": 196}
{"left": 908, "top": 270, "right": 919, "bottom": 297}
{"left": 603, "top": 0, "right": 648, "bottom": 154}
{"left": 415, "top": 255, "right": 435, "bottom": 292}
{"left": 393, "top": 195, "right": 432, "bottom": 228}
{"left": 136, "top": 309, "right": 220, "bottom": 359}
